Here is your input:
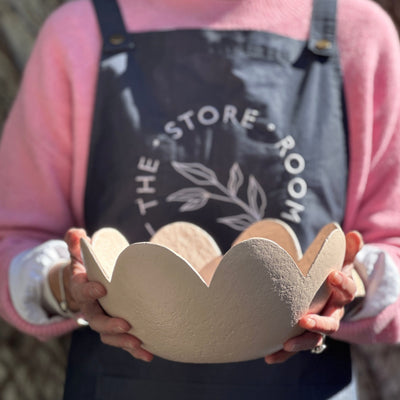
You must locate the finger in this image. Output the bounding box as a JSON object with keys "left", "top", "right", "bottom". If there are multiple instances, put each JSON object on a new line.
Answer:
{"left": 343, "top": 231, "right": 363, "bottom": 268}
{"left": 70, "top": 277, "right": 106, "bottom": 305}
{"left": 265, "top": 350, "right": 295, "bottom": 364}
{"left": 90, "top": 314, "right": 131, "bottom": 335}
{"left": 100, "top": 332, "right": 142, "bottom": 350}
{"left": 64, "top": 229, "right": 95, "bottom": 308}
{"left": 81, "top": 302, "right": 131, "bottom": 334}
{"left": 283, "top": 331, "right": 324, "bottom": 353}
{"left": 299, "top": 313, "right": 342, "bottom": 336}
{"left": 100, "top": 333, "right": 154, "bottom": 362}
{"left": 123, "top": 346, "right": 154, "bottom": 362}
{"left": 80, "top": 299, "right": 107, "bottom": 323}
{"left": 61, "top": 262, "right": 92, "bottom": 312}
{"left": 102, "top": 333, "right": 154, "bottom": 362}
{"left": 326, "top": 271, "right": 357, "bottom": 307}
{"left": 64, "top": 228, "right": 89, "bottom": 264}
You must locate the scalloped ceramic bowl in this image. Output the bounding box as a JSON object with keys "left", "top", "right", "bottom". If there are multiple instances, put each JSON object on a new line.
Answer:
{"left": 81, "top": 219, "right": 345, "bottom": 363}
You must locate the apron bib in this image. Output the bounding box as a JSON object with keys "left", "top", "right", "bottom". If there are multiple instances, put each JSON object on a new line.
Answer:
{"left": 64, "top": 0, "right": 356, "bottom": 398}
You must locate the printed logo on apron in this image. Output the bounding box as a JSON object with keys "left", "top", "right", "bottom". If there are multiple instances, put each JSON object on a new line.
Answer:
{"left": 86, "top": 27, "right": 347, "bottom": 252}
{"left": 133, "top": 106, "right": 307, "bottom": 237}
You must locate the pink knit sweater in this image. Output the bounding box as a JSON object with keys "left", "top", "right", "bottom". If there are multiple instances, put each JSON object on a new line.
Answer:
{"left": 1, "top": 0, "right": 400, "bottom": 343}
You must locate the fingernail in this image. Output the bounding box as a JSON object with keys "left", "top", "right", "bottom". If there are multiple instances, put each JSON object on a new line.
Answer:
{"left": 124, "top": 342, "right": 138, "bottom": 351}
{"left": 90, "top": 286, "right": 105, "bottom": 297}
{"left": 332, "top": 272, "right": 343, "bottom": 285}
{"left": 287, "top": 343, "right": 300, "bottom": 352}
{"left": 305, "top": 317, "right": 316, "bottom": 329}
{"left": 115, "top": 325, "right": 129, "bottom": 333}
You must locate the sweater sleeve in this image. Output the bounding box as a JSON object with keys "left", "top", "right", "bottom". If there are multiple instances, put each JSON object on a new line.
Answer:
{"left": 0, "top": 8, "right": 82, "bottom": 340}
{"left": 335, "top": 2, "right": 400, "bottom": 344}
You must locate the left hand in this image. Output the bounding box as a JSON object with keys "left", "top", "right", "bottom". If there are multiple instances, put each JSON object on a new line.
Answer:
{"left": 265, "top": 230, "right": 363, "bottom": 364}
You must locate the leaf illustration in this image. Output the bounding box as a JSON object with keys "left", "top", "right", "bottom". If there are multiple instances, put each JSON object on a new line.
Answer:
{"left": 217, "top": 214, "right": 256, "bottom": 231}
{"left": 227, "top": 163, "right": 244, "bottom": 196}
{"left": 166, "top": 188, "right": 210, "bottom": 212}
{"left": 179, "top": 198, "right": 209, "bottom": 212}
{"left": 171, "top": 162, "right": 218, "bottom": 186}
{"left": 247, "top": 175, "right": 267, "bottom": 219}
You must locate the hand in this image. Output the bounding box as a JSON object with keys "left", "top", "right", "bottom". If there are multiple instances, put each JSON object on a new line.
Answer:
{"left": 265, "top": 230, "right": 363, "bottom": 364}
{"left": 64, "top": 228, "right": 154, "bottom": 362}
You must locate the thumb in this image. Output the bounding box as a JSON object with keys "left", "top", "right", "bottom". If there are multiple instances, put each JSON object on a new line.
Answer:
{"left": 343, "top": 231, "right": 363, "bottom": 269}
{"left": 64, "top": 228, "right": 89, "bottom": 264}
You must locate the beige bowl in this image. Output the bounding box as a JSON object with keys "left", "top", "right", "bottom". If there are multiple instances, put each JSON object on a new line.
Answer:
{"left": 81, "top": 219, "right": 345, "bottom": 363}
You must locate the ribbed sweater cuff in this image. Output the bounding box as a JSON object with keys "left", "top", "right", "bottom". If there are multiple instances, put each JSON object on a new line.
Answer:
{"left": 0, "top": 252, "right": 79, "bottom": 341}
{"left": 332, "top": 299, "right": 400, "bottom": 344}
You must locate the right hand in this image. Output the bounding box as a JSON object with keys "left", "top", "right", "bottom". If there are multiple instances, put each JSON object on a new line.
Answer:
{"left": 63, "top": 228, "right": 154, "bottom": 362}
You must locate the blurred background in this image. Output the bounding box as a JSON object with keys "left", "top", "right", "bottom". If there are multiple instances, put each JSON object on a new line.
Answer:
{"left": 0, "top": 0, "right": 400, "bottom": 399}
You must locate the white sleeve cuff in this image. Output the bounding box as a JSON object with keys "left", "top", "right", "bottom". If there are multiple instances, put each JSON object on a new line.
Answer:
{"left": 345, "top": 244, "right": 400, "bottom": 321}
{"left": 9, "top": 240, "right": 70, "bottom": 324}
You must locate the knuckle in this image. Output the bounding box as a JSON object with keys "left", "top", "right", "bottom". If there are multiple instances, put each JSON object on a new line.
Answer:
{"left": 86, "top": 282, "right": 105, "bottom": 299}
{"left": 124, "top": 342, "right": 136, "bottom": 351}
{"left": 69, "top": 282, "right": 81, "bottom": 299}
{"left": 70, "top": 273, "right": 86, "bottom": 287}
{"left": 82, "top": 284, "right": 93, "bottom": 299}
{"left": 105, "top": 321, "right": 119, "bottom": 334}
{"left": 125, "top": 339, "right": 140, "bottom": 351}
{"left": 81, "top": 283, "right": 99, "bottom": 300}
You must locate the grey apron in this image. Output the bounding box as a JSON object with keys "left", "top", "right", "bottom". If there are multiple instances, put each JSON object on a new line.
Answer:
{"left": 64, "top": 0, "right": 357, "bottom": 398}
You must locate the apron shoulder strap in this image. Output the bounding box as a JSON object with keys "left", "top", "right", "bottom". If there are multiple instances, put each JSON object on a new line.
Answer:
{"left": 308, "top": 0, "right": 338, "bottom": 56}
{"left": 92, "top": 0, "right": 135, "bottom": 54}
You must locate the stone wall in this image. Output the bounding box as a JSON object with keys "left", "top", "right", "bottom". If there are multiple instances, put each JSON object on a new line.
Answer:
{"left": 0, "top": 1, "right": 399, "bottom": 399}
